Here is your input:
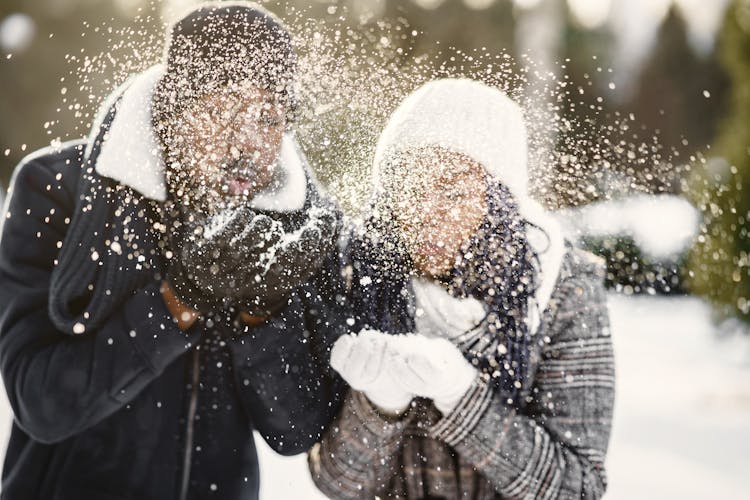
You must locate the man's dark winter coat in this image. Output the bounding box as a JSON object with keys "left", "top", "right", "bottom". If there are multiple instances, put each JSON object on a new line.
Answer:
{"left": 0, "top": 138, "right": 348, "bottom": 498}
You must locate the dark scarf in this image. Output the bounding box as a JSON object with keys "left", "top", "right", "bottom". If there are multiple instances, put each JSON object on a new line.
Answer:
{"left": 49, "top": 102, "right": 164, "bottom": 335}
{"left": 349, "top": 211, "right": 415, "bottom": 336}
{"left": 351, "top": 181, "right": 537, "bottom": 407}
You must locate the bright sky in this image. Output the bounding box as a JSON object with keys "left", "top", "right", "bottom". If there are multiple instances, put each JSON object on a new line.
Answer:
{"left": 606, "top": 0, "right": 731, "bottom": 93}
{"left": 424, "top": 0, "right": 731, "bottom": 69}
{"left": 512, "top": 0, "right": 732, "bottom": 93}
{"left": 158, "top": 0, "right": 730, "bottom": 92}
{"left": 516, "top": 0, "right": 730, "bottom": 51}
{"left": 163, "top": 0, "right": 730, "bottom": 58}
{"left": 610, "top": 0, "right": 730, "bottom": 52}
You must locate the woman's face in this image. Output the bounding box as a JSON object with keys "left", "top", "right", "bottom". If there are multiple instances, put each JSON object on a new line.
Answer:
{"left": 166, "top": 84, "right": 286, "bottom": 211}
{"left": 393, "top": 149, "right": 488, "bottom": 278}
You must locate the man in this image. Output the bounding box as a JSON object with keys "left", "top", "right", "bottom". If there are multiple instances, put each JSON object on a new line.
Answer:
{"left": 0, "top": 3, "right": 347, "bottom": 499}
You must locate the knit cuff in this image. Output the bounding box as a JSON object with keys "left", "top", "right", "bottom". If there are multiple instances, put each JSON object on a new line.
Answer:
{"left": 125, "top": 282, "right": 201, "bottom": 375}
{"left": 429, "top": 376, "right": 494, "bottom": 447}
{"left": 350, "top": 390, "right": 414, "bottom": 439}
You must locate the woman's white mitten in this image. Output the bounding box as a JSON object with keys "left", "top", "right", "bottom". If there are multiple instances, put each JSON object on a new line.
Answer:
{"left": 388, "top": 334, "right": 478, "bottom": 415}
{"left": 330, "top": 331, "right": 414, "bottom": 414}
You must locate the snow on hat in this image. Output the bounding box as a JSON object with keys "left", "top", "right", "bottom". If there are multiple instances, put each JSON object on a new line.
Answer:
{"left": 373, "top": 78, "right": 566, "bottom": 329}
{"left": 373, "top": 78, "right": 529, "bottom": 199}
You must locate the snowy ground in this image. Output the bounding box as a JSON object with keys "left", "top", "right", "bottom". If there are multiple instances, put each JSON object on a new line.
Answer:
{"left": 0, "top": 293, "right": 747, "bottom": 499}
{"left": 604, "top": 294, "right": 750, "bottom": 500}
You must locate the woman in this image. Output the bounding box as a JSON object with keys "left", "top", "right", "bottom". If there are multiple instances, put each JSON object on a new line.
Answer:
{"left": 308, "top": 79, "right": 615, "bottom": 499}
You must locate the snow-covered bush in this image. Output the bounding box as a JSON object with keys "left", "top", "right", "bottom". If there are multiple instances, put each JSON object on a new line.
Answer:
{"left": 557, "top": 194, "right": 700, "bottom": 295}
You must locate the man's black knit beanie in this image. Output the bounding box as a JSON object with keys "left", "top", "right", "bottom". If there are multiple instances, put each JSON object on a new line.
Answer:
{"left": 153, "top": 1, "right": 297, "bottom": 126}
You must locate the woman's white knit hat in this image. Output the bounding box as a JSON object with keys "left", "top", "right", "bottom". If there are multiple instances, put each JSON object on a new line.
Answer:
{"left": 374, "top": 78, "right": 529, "bottom": 199}
{"left": 373, "top": 78, "right": 566, "bottom": 331}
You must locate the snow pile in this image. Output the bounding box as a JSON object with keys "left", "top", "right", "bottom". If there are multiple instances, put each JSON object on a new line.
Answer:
{"left": 557, "top": 194, "right": 701, "bottom": 260}
{"left": 605, "top": 294, "right": 750, "bottom": 500}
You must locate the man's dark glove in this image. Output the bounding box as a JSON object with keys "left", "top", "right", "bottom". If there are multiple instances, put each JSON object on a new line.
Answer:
{"left": 222, "top": 203, "right": 341, "bottom": 315}
{"left": 163, "top": 185, "right": 341, "bottom": 315}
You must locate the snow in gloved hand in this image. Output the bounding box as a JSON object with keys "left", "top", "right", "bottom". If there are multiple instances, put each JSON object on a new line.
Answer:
{"left": 165, "top": 191, "right": 340, "bottom": 315}
{"left": 331, "top": 329, "right": 479, "bottom": 416}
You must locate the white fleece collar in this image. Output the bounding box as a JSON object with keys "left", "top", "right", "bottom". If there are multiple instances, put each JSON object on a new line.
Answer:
{"left": 520, "top": 198, "right": 566, "bottom": 333}
{"left": 89, "top": 64, "right": 307, "bottom": 211}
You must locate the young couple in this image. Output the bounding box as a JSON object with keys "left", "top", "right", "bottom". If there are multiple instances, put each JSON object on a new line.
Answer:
{"left": 0, "top": 2, "right": 614, "bottom": 499}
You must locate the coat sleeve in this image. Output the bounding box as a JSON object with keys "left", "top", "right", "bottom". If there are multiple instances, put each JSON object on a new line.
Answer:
{"left": 0, "top": 158, "right": 200, "bottom": 444}
{"left": 308, "top": 390, "right": 412, "bottom": 500}
{"left": 229, "top": 251, "right": 349, "bottom": 456}
{"left": 428, "top": 266, "right": 615, "bottom": 499}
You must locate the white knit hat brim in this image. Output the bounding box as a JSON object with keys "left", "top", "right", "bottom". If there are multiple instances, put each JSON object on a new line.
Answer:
{"left": 374, "top": 78, "right": 529, "bottom": 198}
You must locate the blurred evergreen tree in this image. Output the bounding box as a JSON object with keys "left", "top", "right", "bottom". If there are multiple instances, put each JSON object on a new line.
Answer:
{"left": 687, "top": 0, "right": 750, "bottom": 323}
{"left": 626, "top": 6, "right": 729, "bottom": 165}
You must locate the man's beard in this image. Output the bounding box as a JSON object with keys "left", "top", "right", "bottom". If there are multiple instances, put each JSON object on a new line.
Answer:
{"left": 165, "top": 153, "right": 276, "bottom": 215}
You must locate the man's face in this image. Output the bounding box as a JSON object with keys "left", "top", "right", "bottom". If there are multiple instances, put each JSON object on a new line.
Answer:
{"left": 166, "top": 84, "right": 286, "bottom": 211}
{"left": 392, "top": 148, "right": 488, "bottom": 278}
